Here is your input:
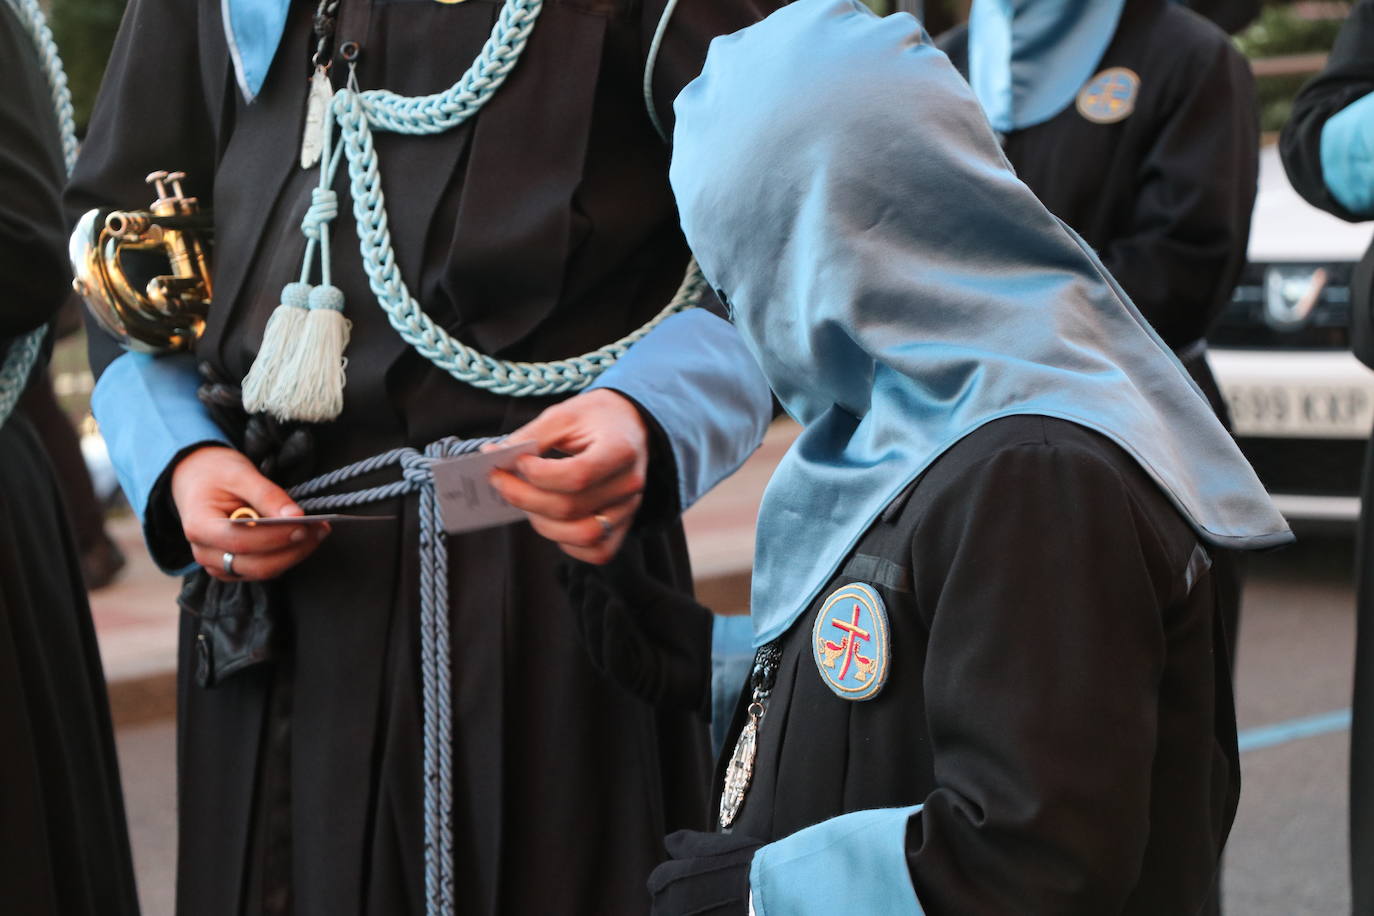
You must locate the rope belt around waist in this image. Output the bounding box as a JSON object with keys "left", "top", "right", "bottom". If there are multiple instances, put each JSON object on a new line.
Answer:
{"left": 288, "top": 434, "right": 503, "bottom": 916}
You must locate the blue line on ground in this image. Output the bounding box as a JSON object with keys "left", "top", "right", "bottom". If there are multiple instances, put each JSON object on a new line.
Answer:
{"left": 1237, "top": 708, "right": 1353, "bottom": 754}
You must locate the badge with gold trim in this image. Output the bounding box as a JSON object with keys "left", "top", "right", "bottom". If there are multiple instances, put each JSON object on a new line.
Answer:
{"left": 812, "top": 583, "right": 890, "bottom": 701}
{"left": 1076, "top": 67, "right": 1140, "bottom": 125}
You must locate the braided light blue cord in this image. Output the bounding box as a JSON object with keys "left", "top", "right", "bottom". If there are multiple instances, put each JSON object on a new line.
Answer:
{"left": 303, "top": 0, "right": 704, "bottom": 399}
{"left": 0, "top": 0, "right": 77, "bottom": 429}
{"left": 290, "top": 435, "right": 501, "bottom": 916}
{"left": 642, "top": 0, "right": 686, "bottom": 142}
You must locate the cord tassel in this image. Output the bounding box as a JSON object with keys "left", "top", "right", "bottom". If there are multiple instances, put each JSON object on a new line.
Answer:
{"left": 242, "top": 281, "right": 312, "bottom": 415}
{"left": 266, "top": 283, "right": 351, "bottom": 422}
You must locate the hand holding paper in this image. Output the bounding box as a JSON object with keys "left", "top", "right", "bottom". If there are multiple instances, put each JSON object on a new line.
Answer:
{"left": 487, "top": 389, "right": 650, "bottom": 564}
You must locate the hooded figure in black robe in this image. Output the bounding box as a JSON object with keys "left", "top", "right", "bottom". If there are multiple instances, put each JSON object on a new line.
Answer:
{"left": 564, "top": 1, "right": 1291, "bottom": 911}
{"left": 1280, "top": 5, "right": 1374, "bottom": 910}
{"left": 940, "top": 0, "right": 1259, "bottom": 662}
{"left": 67, "top": 0, "right": 779, "bottom": 913}
{"left": 0, "top": 3, "right": 139, "bottom": 913}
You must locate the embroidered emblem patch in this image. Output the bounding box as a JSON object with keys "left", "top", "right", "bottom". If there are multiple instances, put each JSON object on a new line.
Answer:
{"left": 812, "top": 583, "right": 890, "bottom": 701}
{"left": 1076, "top": 67, "right": 1140, "bottom": 125}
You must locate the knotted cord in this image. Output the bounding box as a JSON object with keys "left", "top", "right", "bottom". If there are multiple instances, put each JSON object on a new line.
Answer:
{"left": 0, "top": 0, "right": 77, "bottom": 428}
{"left": 288, "top": 435, "right": 501, "bottom": 916}
{"left": 299, "top": 0, "right": 703, "bottom": 398}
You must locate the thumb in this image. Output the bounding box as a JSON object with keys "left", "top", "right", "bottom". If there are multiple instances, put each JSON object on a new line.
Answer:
{"left": 232, "top": 462, "right": 303, "bottom": 518}
{"left": 486, "top": 401, "right": 582, "bottom": 458}
{"left": 497, "top": 402, "right": 577, "bottom": 454}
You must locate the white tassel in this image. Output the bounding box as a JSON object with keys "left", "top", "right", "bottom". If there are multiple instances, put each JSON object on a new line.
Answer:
{"left": 264, "top": 283, "right": 351, "bottom": 423}
{"left": 242, "top": 281, "right": 312, "bottom": 415}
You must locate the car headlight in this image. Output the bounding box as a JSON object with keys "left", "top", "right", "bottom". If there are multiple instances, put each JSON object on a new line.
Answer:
{"left": 1264, "top": 264, "right": 1328, "bottom": 330}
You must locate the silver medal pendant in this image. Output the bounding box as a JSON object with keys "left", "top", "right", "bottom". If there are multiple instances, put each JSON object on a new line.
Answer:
{"left": 718, "top": 699, "right": 764, "bottom": 829}
{"left": 300, "top": 68, "right": 333, "bottom": 169}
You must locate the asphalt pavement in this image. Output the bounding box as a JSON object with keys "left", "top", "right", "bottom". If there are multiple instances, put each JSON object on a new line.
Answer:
{"left": 1225, "top": 533, "right": 1358, "bottom": 914}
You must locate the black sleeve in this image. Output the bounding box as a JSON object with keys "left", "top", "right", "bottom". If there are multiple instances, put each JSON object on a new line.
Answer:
{"left": 1182, "top": 0, "right": 1259, "bottom": 35}
{"left": 0, "top": 4, "right": 71, "bottom": 339}
{"left": 1280, "top": 0, "right": 1374, "bottom": 222}
{"left": 1098, "top": 38, "right": 1258, "bottom": 348}
{"left": 624, "top": 390, "right": 685, "bottom": 527}
{"left": 65, "top": 0, "right": 221, "bottom": 378}
{"left": 641, "top": 0, "right": 790, "bottom": 139}
{"left": 905, "top": 441, "right": 1183, "bottom": 912}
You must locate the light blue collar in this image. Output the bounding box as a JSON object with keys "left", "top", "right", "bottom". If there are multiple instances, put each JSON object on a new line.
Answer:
{"left": 670, "top": 0, "right": 1291, "bottom": 646}
{"left": 222, "top": 0, "right": 291, "bottom": 101}
{"left": 967, "top": 0, "right": 1125, "bottom": 132}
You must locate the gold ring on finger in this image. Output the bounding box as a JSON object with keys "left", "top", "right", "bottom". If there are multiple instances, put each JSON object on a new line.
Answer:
{"left": 230, "top": 506, "right": 260, "bottom": 527}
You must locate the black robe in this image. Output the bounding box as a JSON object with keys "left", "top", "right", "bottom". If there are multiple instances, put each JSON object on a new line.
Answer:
{"left": 68, "top": 0, "right": 779, "bottom": 913}
{"left": 1280, "top": 5, "right": 1374, "bottom": 911}
{"left": 0, "top": 5, "right": 139, "bottom": 914}
{"left": 1184, "top": 0, "right": 1259, "bottom": 36}
{"left": 941, "top": 0, "right": 1257, "bottom": 658}
{"left": 720, "top": 415, "right": 1238, "bottom": 914}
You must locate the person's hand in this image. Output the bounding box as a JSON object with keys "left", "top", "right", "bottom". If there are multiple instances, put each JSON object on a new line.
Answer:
{"left": 648, "top": 829, "right": 762, "bottom": 915}
{"left": 170, "top": 446, "right": 329, "bottom": 581}
{"left": 560, "top": 549, "right": 712, "bottom": 710}
{"left": 488, "top": 388, "right": 649, "bottom": 564}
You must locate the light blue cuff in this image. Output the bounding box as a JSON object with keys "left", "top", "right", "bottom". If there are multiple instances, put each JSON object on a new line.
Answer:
{"left": 1321, "top": 91, "right": 1374, "bottom": 217}
{"left": 750, "top": 806, "right": 926, "bottom": 916}
{"left": 91, "top": 351, "right": 230, "bottom": 526}
{"left": 589, "top": 309, "right": 772, "bottom": 512}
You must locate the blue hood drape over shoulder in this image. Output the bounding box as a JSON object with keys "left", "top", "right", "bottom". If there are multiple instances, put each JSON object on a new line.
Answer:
{"left": 670, "top": 0, "right": 1291, "bottom": 646}
{"left": 222, "top": 0, "right": 291, "bottom": 101}
{"left": 967, "top": 0, "right": 1125, "bottom": 131}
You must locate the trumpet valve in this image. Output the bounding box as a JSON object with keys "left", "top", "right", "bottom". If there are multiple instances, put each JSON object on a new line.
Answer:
{"left": 165, "top": 171, "right": 188, "bottom": 200}
{"left": 144, "top": 170, "right": 170, "bottom": 199}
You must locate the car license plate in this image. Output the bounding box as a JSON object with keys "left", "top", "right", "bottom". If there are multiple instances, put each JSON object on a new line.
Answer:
{"left": 1225, "top": 383, "right": 1374, "bottom": 438}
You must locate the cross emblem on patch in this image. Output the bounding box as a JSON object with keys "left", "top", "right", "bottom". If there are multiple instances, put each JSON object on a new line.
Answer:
{"left": 819, "top": 603, "right": 877, "bottom": 684}
{"left": 812, "top": 582, "right": 890, "bottom": 701}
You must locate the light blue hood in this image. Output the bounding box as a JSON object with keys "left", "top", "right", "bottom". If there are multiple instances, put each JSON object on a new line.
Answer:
{"left": 222, "top": 0, "right": 290, "bottom": 101}
{"left": 968, "top": 0, "right": 1125, "bottom": 132}
{"left": 669, "top": 0, "right": 1291, "bottom": 646}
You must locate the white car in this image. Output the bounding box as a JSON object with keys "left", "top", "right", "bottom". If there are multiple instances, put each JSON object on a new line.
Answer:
{"left": 1208, "top": 146, "right": 1374, "bottom": 526}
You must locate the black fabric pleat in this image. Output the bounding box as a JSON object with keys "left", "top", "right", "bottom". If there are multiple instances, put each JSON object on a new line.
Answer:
{"left": 0, "top": 418, "right": 139, "bottom": 916}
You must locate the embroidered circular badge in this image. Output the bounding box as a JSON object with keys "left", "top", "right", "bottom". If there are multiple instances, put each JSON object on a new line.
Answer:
{"left": 812, "top": 583, "right": 890, "bottom": 701}
{"left": 1076, "top": 67, "right": 1140, "bottom": 125}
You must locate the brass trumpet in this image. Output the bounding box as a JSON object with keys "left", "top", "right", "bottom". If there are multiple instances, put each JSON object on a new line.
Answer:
{"left": 70, "top": 170, "right": 213, "bottom": 354}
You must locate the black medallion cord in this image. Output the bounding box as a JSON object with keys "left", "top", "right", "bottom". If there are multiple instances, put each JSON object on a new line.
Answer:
{"left": 311, "top": 0, "right": 342, "bottom": 69}
{"left": 747, "top": 641, "right": 781, "bottom": 698}
{"left": 175, "top": 0, "right": 342, "bottom": 689}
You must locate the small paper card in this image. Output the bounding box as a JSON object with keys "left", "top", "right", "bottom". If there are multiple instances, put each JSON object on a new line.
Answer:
{"left": 430, "top": 440, "right": 540, "bottom": 535}
{"left": 227, "top": 514, "right": 394, "bottom": 526}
